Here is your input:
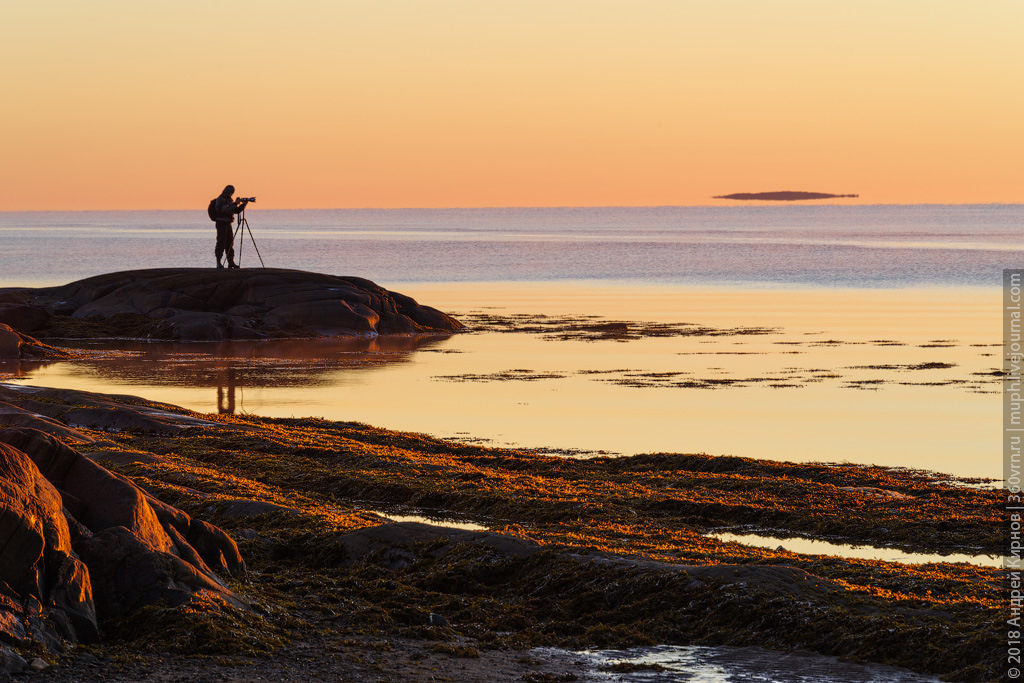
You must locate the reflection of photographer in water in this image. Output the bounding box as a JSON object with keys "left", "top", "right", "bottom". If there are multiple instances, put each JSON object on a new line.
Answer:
{"left": 208, "top": 185, "right": 255, "bottom": 269}
{"left": 217, "top": 366, "right": 237, "bottom": 414}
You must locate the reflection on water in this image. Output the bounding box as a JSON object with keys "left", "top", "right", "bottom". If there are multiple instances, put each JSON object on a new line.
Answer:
{"left": 217, "top": 368, "right": 235, "bottom": 414}
{"left": 10, "top": 335, "right": 454, "bottom": 416}
{"left": 580, "top": 645, "right": 940, "bottom": 682}
{"left": 0, "top": 284, "right": 1001, "bottom": 479}
{"left": 709, "top": 532, "right": 1003, "bottom": 568}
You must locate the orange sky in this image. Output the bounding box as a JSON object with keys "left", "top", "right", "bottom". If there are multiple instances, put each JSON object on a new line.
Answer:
{"left": 1, "top": 1, "right": 1021, "bottom": 210}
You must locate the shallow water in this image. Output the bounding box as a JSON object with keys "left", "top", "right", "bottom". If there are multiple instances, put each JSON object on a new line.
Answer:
{"left": 708, "top": 532, "right": 1002, "bottom": 568}
{"left": 1, "top": 283, "right": 1000, "bottom": 479}
{"left": 0, "top": 206, "right": 1010, "bottom": 479}
{"left": 578, "top": 645, "right": 940, "bottom": 682}
{"left": 371, "top": 511, "right": 488, "bottom": 532}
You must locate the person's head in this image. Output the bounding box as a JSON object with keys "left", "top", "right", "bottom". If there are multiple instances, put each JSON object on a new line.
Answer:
{"left": 222, "top": 185, "right": 235, "bottom": 197}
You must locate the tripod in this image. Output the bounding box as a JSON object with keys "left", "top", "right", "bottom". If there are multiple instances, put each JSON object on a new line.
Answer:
{"left": 232, "top": 206, "right": 266, "bottom": 268}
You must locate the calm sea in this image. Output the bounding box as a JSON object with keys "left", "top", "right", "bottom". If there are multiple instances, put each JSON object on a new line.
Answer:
{"left": 0, "top": 205, "right": 1018, "bottom": 481}
{"left": 0, "top": 204, "right": 1020, "bottom": 288}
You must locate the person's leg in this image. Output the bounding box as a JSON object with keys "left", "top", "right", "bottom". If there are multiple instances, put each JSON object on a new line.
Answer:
{"left": 215, "top": 222, "right": 234, "bottom": 267}
{"left": 215, "top": 231, "right": 225, "bottom": 267}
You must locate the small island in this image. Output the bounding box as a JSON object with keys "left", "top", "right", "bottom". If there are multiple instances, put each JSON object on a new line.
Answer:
{"left": 714, "top": 191, "right": 859, "bottom": 201}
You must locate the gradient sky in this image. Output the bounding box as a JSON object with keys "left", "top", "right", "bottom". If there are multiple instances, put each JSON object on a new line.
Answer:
{"left": 1, "top": 1, "right": 1021, "bottom": 210}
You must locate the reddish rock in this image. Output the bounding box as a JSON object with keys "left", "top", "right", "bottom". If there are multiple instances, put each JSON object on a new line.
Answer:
{"left": 142, "top": 491, "right": 191, "bottom": 537}
{"left": 165, "top": 524, "right": 218, "bottom": 582}
{"left": 0, "top": 324, "right": 71, "bottom": 360}
{"left": 0, "top": 429, "right": 174, "bottom": 554}
{"left": 44, "top": 549, "right": 99, "bottom": 643}
{"left": 0, "top": 442, "right": 57, "bottom": 590}
{"left": 0, "top": 427, "right": 248, "bottom": 646}
{"left": 264, "top": 300, "right": 379, "bottom": 335}
{"left": 0, "top": 442, "right": 98, "bottom": 646}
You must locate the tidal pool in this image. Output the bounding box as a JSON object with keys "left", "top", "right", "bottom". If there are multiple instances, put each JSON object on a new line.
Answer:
{"left": 578, "top": 644, "right": 940, "bottom": 682}
{"left": 708, "top": 531, "right": 1003, "bottom": 568}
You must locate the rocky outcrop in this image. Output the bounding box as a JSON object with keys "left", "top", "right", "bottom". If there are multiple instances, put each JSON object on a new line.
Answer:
{"left": 0, "top": 384, "right": 220, "bottom": 437}
{"left": 0, "top": 268, "right": 464, "bottom": 341}
{"left": 0, "top": 427, "right": 247, "bottom": 657}
{"left": 0, "top": 324, "right": 72, "bottom": 360}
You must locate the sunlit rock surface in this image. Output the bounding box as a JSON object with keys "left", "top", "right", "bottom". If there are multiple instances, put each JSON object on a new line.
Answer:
{"left": 0, "top": 426, "right": 246, "bottom": 656}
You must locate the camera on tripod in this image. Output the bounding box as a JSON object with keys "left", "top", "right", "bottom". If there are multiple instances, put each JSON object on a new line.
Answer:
{"left": 240, "top": 197, "right": 256, "bottom": 203}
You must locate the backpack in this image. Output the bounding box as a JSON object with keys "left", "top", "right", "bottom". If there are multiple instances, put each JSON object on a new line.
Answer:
{"left": 207, "top": 198, "right": 219, "bottom": 221}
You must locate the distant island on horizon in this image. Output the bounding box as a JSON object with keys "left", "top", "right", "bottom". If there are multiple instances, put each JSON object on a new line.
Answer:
{"left": 715, "top": 191, "right": 860, "bottom": 201}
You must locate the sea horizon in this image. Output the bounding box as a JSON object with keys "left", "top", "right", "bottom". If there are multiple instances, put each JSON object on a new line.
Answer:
{"left": 2, "top": 204, "right": 1021, "bottom": 289}
{"left": 1, "top": 204, "right": 1010, "bottom": 480}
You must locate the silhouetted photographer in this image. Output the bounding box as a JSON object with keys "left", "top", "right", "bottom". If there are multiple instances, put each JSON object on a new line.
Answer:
{"left": 208, "top": 185, "right": 254, "bottom": 269}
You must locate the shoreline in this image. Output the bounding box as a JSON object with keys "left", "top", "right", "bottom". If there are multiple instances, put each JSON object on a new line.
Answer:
{"left": 0, "top": 383, "right": 1000, "bottom": 681}
{"left": 3, "top": 282, "right": 1002, "bottom": 480}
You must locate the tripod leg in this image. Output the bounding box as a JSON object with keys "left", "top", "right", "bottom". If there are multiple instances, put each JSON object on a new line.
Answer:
{"left": 246, "top": 222, "right": 266, "bottom": 268}
{"left": 233, "top": 220, "right": 243, "bottom": 267}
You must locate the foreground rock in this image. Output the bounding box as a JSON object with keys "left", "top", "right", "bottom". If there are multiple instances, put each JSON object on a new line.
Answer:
{"left": 0, "top": 324, "right": 72, "bottom": 361}
{"left": 0, "top": 426, "right": 247, "bottom": 661}
{"left": 0, "top": 384, "right": 216, "bottom": 441}
{"left": 0, "top": 383, "right": 1001, "bottom": 680}
{"left": 0, "top": 268, "right": 464, "bottom": 341}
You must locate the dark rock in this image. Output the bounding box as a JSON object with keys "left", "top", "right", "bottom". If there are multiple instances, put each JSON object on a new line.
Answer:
{"left": 83, "top": 448, "right": 170, "bottom": 466}
{"left": 217, "top": 499, "right": 302, "bottom": 519}
{"left": 0, "top": 325, "right": 20, "bottom": 358}
{"left": 186, "top": 519, "right": 246, "bottom": 578}
{"left": 0, "top": 646, "right": 27, "bottom": 675}
{"left": 62, "top": 509, "right": 93, "bottom": 546}
{"left": 142, "top": 491, "right": 191, "bottom": 537}
{"left": 0, "top": 305, "right": 49, "bottom": 333}
{"left": 0, "top": 385, "right": 217, "bottom": 435}
{"left": 0, "top": 268, "right": 464, "bottom": 341}
{"left": 74, "top": 526, "right": 246, "bottom": 623}
{"left": 0, "top": 402, "right": 94, "bottom": 443}
{"left": 0, "top": 590, "right": 30, "bottom": 646}
{"left": 44, "top": 549, "right": 99, "bottom": 643}
{"left": 165, "top": 524, "right": 219, "bottom": 584}
{"left": 334, "top": 521, "right": 540, "bottom": 565}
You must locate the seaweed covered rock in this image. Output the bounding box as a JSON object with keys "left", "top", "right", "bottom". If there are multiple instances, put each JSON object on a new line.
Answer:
{"left": 0, "top": 429, "right": 247, "bottom": 655}
{"left": 0, "top": 268, "right": 464, "bottom": 341}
